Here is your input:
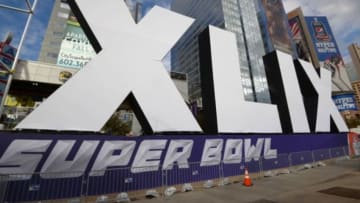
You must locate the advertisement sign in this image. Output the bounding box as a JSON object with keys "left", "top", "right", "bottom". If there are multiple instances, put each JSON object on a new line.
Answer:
{"left": 348, "top": 132, "right": 360, "bottom": 156}
{"left": 56, "top": 20, "right": 96, "bottom": 69}
{"left": 0, "top": 42, "right": 17, "bottom": 101}
{"left": 332, "top": 93, "right": 358, "bottom": 112}
{"left": 260, "top": 0, "right": 293, "bottom": 54}
{"left": 305, "top": 16, "right": 352, "bottom": 91}
{"left": 0, "top": 132, "right": 348, "bottom": 201}
{"left": 289, "top": 17, "right": 312, "bottom": 62}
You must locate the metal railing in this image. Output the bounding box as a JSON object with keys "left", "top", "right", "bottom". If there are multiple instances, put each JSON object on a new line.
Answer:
{"left": 0, "top": 174, "right": 8, "bottom": 203}
{"left": 1, "top": 146, "right": 350, "bottom": 203}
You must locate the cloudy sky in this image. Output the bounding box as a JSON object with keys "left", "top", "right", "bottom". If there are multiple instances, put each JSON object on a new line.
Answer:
{"left": 0, "top": 0, "right": 359, "bottom": 64}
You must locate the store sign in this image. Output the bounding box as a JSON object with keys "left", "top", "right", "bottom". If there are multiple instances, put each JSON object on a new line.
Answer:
{"left": 16, "top": 0, "right": 348, "bottom": 134}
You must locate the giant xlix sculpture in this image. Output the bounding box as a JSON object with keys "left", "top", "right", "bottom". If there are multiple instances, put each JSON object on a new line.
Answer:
{"left": 16, "top": 0, "right": 348, "bottom": 134}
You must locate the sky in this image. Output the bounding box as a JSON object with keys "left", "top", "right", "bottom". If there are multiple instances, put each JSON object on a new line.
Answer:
{"left": 0, "top": 0, "right": 359, "bottom": 64}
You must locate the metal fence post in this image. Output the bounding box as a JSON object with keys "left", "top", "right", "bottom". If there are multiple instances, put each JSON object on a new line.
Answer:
{"left": 343, "top": 146, "right": 348, "bottom": 157}
{"left": 288, "top": 153, "right": 293, "bottom": 167}
{"left": 0, "top": 174, "right": 8, "bottom": 203}
{"left": 162, "top": 167, "right": 167, "bottom": 195}
{"left": 80, "top": 173, "right": 86, "bottom": 203}
{"left": 259, "top": 156, "right": 264, "bottom": 177}
{"left": 311, "top": 151, "right": 316, "bottom": 165}
{"left": 219, "top": 161, "right": 224, "bottom": 180}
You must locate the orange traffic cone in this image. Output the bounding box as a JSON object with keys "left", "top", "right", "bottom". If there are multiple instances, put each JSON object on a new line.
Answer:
{"left": 243, "top": 167, "right": 253, "bottom": 187}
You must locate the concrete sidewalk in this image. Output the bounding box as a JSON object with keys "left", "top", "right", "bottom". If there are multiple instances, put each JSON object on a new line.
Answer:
{"left": 137, "top": 158, "right": 360, "bottom": 203}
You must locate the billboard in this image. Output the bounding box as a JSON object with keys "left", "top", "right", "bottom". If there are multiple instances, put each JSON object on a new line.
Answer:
{"left": 56, "top": 19, "right": 95, "bottom": 69}
{"left": 332, "top": 93, "right": 358, "bottom": 112}
{"left": 260, "top": 0, "right": 293, "bottom": 54}
{"left": 289, "top": 17, "right": 312, "bottom": 62}
{"left": 305, "top": 16, "right": 352, "bottom": 91}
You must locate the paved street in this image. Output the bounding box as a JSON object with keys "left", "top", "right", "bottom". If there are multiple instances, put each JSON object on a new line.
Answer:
{"left": 136, "top": 158, "right": 360, "bottom": 203}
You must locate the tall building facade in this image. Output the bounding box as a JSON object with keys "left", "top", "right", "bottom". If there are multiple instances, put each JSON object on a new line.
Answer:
{"left": 39, "top": 0, "right": 141, "bottom": 68}
{"left": 256, "top": 0, "right": 295, "bottom": 56}
{"left": 171, "top": 0, "right": 271, "bottom": 103}
{"left": 349, "top": 43, "right": 360, "bottom": 81}
{"left": 352, "top": 81, "right": 360, "bottom": 110}
{"left": 38, "top": 0, "right": 71, "bottom": 64}
{"left": 346, "top": 62, "right": 359, "bottom": 82}
{"left": 287, "top": 8, "right": 318, "bottom": 63}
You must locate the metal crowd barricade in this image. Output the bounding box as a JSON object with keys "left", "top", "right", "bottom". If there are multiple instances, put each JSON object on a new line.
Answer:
{"left": 289, "top": 151, "right": 314, "bottom": 167}
{"left": 0, "top": 146, "right": 352, "bottom": 202}
{"left": 220, "top": 156, "right": 262, "bottom": 183}
{"left": 221, "top": 159, "right": 244, "bottom": 183}
{"left": 86, "top": 166, "right": 163, "bottom": 201}
{"left": 343, "top": 146, "right": 350, "bottom": 156}
{"left": 165, "top": 161, "right": 222, "bottom": 190}
{"left": 330, "top": 147, "right": 346, "bottom": 158}
{"left": 4, "top": 171, "right": 84, "bottom": 203}
{"left": 245, "top": 157, "right": 262, "bottom": 176}
{"left": 261, "top": 153, "right": 290, "bottom": 172}
{"left": 312, "top": 148, "right": 331, "bottom": 162}
{"left": 0, "top": 174, "right": 8, "bottom": 203}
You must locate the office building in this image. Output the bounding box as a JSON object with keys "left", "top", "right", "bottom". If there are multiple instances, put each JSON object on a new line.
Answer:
{"left": 349, "top": 43, "right": 360, "bottom": 81}
{"left": 352, "top": 80, "right": 360, "bottom": 110}
{"left": 256, "top": 0, "right": 295, "bottom": 55}
{"left": 39, "top": 0, "right": 141, "bottom": 68}
{"left": 38, "top": 0, "right": 73, "bottom": 64}
{"left": 288, "top": 8, "right": 317, "bottom": 63}
{"left": 346, "top": 62, "right": 359, "bottom": 82}
{"left": 171, "top": 0, "right": 271, "bottom": 103}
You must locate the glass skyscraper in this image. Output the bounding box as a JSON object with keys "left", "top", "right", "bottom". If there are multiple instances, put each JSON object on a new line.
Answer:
{"left": 171, "top": 0, "right": 271, "bottom": 103}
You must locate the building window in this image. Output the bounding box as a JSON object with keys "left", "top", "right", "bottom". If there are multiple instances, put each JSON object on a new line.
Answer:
{"left": 57, "top": 12, "right": 69, "bottom": 19}
{"left": 60, "top": 3, "right": 70, "bottom": 10}
{"left": 53, "top": 31, "right": 63, "bottom": 37}
{"left": 47, "top": 53, "right": 58, "bottom": 59}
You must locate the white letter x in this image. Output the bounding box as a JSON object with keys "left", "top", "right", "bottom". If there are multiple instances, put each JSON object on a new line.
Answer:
{"left": 299, "top": 60, "right": 348, "bottom": 132}
{"left": 17, "top": 0, "right": 202, "bottom": 133}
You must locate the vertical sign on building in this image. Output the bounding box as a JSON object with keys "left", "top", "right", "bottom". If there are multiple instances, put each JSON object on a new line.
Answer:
{"left": 56, "top": 15, "right": 96, "bottom": 69}
{"left": 289, "top": 17, "right": 312, "bottom": 62}
{"left": 260, "top": 0, "right": 293, "bottom": 54}
{"left": 305, "top": 16, "right": 352, "bottom": 91}
{"left": 0, "top": 41, "right": 17, "bottom": 104}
